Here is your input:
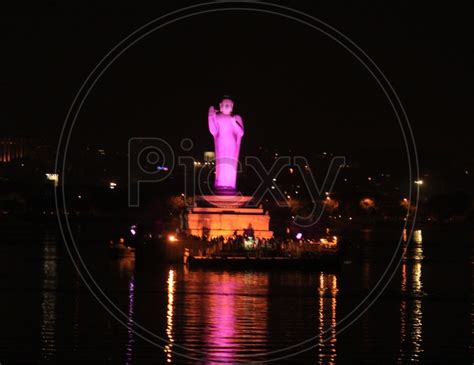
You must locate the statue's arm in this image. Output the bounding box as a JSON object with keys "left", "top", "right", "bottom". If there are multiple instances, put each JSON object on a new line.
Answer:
{"left": 208, "top": 106, "right": 218, "bottom": 136}
{"left": 234, "top": 115, "right": 244, "bottom": 137}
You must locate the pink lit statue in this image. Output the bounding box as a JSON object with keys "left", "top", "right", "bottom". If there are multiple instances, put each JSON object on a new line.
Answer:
{"left": 208, "top": 97, "right": 244, "bottom": 193}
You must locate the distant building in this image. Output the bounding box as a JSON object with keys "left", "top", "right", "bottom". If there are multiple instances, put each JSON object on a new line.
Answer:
{"left": 203, "top": 151, "right": 215, "bottom": 162}
{"left": 0, "top": 138, "right": 26, "bottom": 163}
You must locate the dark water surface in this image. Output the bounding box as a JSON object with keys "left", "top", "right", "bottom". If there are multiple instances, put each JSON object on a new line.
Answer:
{"left": 0, "top": 222, "right": 472, "bottom": 364}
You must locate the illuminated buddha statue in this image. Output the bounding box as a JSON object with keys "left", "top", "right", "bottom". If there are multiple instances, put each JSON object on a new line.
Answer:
{"left": 208, "top": 97, "right": 244, "bottom": 193}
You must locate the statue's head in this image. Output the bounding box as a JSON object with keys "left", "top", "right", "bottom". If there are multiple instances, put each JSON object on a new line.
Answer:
{"left": 219, "top": 97, "right": 234, "bottom": 115}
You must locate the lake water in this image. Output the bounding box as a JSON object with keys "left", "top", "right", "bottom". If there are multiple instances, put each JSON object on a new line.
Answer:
{"left": 0, "top": 222, "right": 471, "bottom": 364}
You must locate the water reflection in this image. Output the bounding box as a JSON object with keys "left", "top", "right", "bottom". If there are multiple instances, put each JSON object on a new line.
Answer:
{"left": 399, "top": 229, "right": 424, "bottom": 362}
{"left": 413, "top": 229, "right": 423, "bottom": 245}
{"left": 206, "top": 276, "right": 237, "bottom": 364}
{"left": 181, "top": 270, "right": 339, "bottom": 363}
{"left": 125, "top": 274, "right": 135, "bottom": 365}
{"left": 180, "top": 271, "right": 269, "bottom": 363}
{"left": 40, "top": 233, "right": 57, "bottom": 361}
{"left": 318, "top": 273, "right": 338, "bottom": 364}
{"left": 72, "top": 271, "right": 80, "bottom": 353}
{"left": 111, "top": 256, "right": 136, "bottom": 364}
{"left": 164, "top": 269, "right": 175, "bottom": 363}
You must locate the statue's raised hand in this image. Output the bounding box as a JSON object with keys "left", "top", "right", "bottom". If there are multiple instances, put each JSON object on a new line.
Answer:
{"left": 208, "top": 106, "right": 216, "bottom": 118}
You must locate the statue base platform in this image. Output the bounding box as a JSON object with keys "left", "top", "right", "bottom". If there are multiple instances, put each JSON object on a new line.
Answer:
{"left": 195, "top": 194, "right": 253, "bottom": 208}
{"left": 187, "top": 195, "right": 273, "bottom": 239}
{"left": 214, "top": 187, "right": 238, "bottom": 196}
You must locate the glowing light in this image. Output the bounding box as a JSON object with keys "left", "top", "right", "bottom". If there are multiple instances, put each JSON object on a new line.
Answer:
{"left": 164, "top": 270, "right": 175, "bottom": 362}
{"left": 109, "top": 182, "right": 117, "bottom": 190}
{"left": 168, "top": 235, "right": 177, "bottom": 242}
{"left": 45, "top": 173, "right": 59, "bottom": 187}
{"left": 360, "top": 197, "right": 375, "bottom": 209}
{"left": 125, "top": 275, "right": 135, "bottom": 364}
{"left": 414, "top": 180, "right": 424, "bottom": 185}
{"left": 414, "top": 229, "right": 423, "bottom": 244}
{"left": 296, "top": 233, "right": 303, "bottom": 240}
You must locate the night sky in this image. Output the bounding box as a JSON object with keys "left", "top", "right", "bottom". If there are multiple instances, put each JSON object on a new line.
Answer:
{"left": 1, "top": 2, "right": 472, "bottom": 172}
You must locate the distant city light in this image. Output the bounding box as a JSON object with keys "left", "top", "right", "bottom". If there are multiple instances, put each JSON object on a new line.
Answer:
{"left": 109, "top": 182, "right": 117, "bottom": 190}
{"left": 360, "top": 197, "right": 375, "bottom": 209}
{"left": 45, "top": 173, "right": 59, "bottom": 187}
{"left": 414, "top": 180, "right": 424, "bottom": 185}
{"left": 168, "top": 235, "right": 177, "bottom": 242}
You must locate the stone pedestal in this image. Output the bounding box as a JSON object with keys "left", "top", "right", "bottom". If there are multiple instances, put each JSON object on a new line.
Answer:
{"left": 187, "top": 195, "right": 273, "bottom": 239}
